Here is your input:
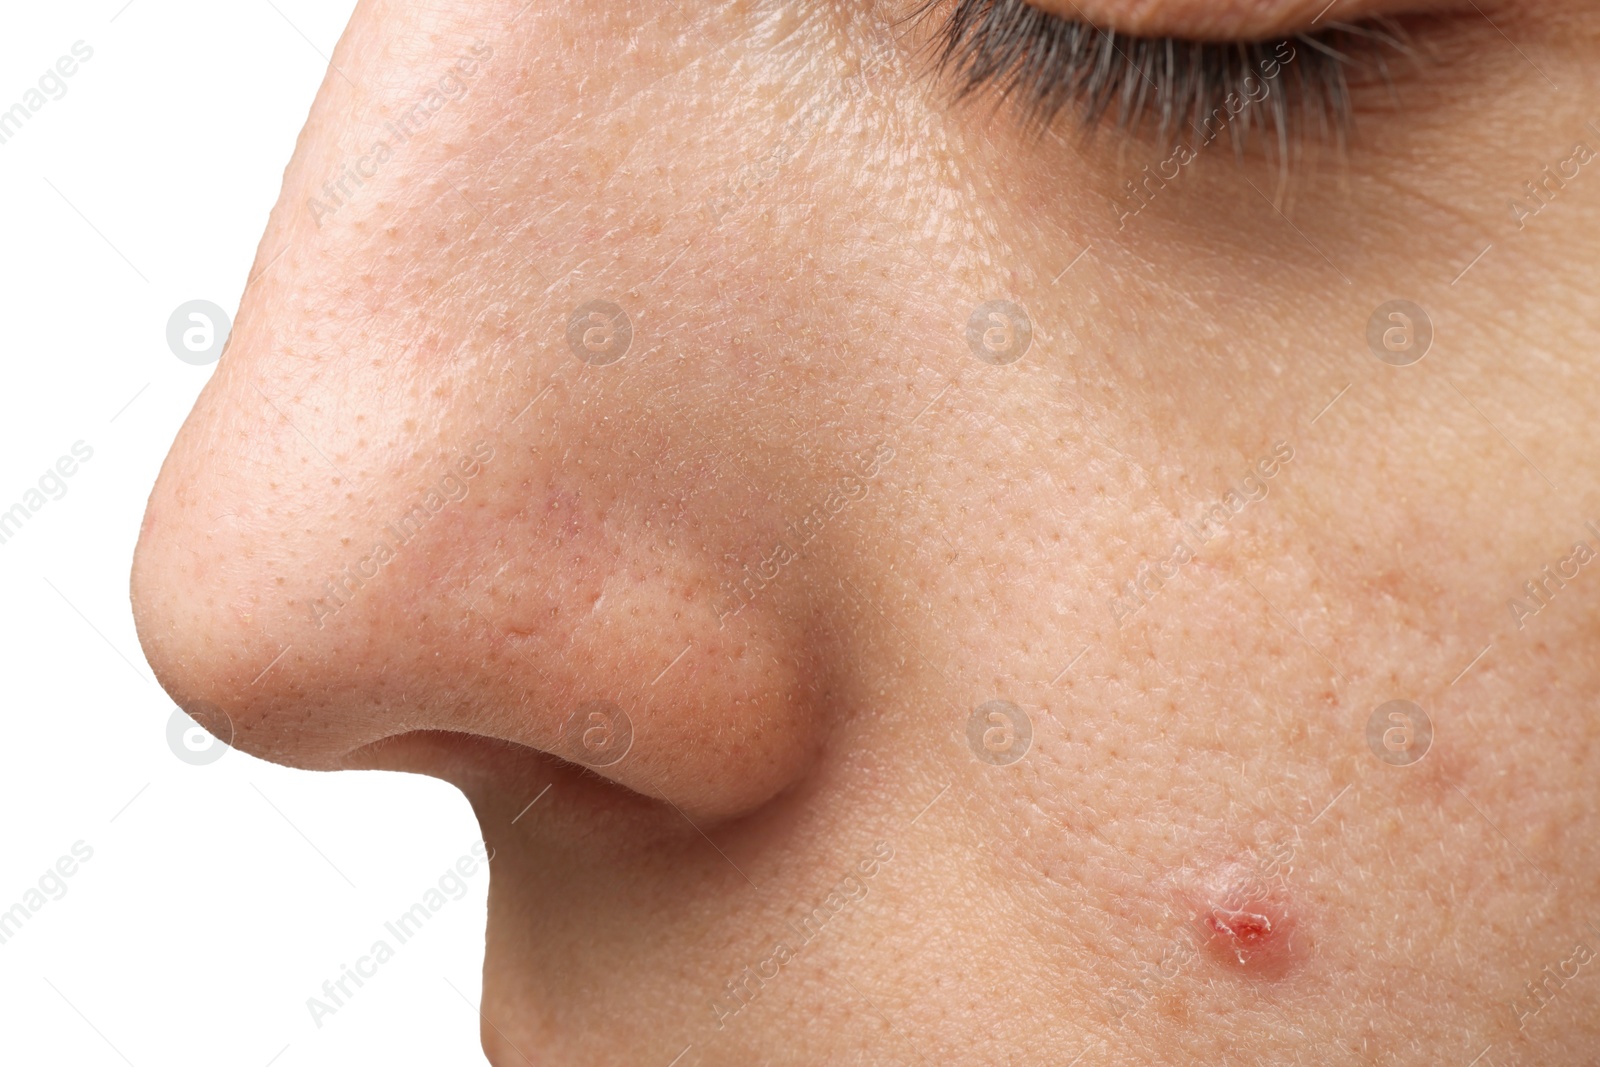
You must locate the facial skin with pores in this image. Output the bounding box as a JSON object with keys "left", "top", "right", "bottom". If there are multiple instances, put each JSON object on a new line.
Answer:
{"left": 130, "top": 0, "right": 1600, "bottom": 1064}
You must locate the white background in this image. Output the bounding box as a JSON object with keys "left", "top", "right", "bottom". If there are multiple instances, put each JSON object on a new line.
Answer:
{"left": 0, "top": 3, "right": 491, "bottom": 1064}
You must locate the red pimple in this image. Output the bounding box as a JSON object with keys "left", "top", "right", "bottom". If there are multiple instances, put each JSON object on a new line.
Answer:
{"left": 1177, "top": 862, "right": 1305, "bottom": 981}
{"left": 1208, "top": 906, "right": 1271, "bottom": 942}
{"left": 1206, "top": 906, "right": 1276, "bottom": 961}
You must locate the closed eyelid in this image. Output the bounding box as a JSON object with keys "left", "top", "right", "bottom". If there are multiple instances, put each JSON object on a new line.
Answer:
{"left": 915, "top": 0, "right": 1427, "bottom": 155}
{"left": 1021, "top": 0, "right": 1469, "bottom": 38}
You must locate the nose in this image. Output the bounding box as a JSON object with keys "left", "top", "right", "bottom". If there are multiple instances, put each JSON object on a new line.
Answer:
{"left": 132, "top": 327, "right": 829, "bottom": 821}
{"left": 129, "top": 18, "right": 834, "bottom": 823}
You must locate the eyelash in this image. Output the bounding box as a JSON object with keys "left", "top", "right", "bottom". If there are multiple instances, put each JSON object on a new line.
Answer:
{"left": 913, "top": 0, "right": 1417, "bottom": 156}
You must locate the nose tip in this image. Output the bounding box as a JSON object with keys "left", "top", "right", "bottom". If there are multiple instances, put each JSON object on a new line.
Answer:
{"left": 130, "top": 364, "right": 828, "bottom": 822}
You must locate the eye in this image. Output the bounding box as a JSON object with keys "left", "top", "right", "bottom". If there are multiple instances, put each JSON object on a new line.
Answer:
{"left": 913, "top": 0, "right": 1426, "bottom": 159}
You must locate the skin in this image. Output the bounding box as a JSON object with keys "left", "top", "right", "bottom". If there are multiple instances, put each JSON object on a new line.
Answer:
{"left": 130, "top": 0, "right": 1600, "bottom": 1064}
